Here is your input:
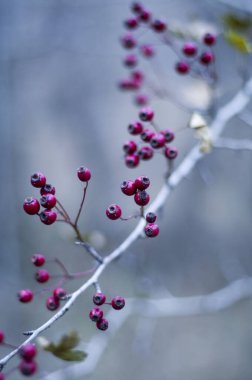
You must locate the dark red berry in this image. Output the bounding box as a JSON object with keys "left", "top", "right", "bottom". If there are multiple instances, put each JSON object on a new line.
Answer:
{"left": 89, "top": 307, "right": 103, "bottom": 322}
{"left": 124, "top": 54, "right": 137, "bottom": 67}
{"left": 106, "top": 205, "right": 122, "bottom": 220}
{"left": 128, "top": 121, "right": 143, "bottom": 135}
{"left": 40, "top": 210, "right": 57, "bottom": 225}
{"left": 200, "top": 51, "right": 214, "bottom": 65}
{"left": 141, "top": 129, "right": 155, "bottom": 142}
{"left": 151, "top": 19, "right": 167, "bottom": 32}
{"left": 93, "top": 292, "right": 106, "bottom": 306}
{"left": 144, "top": 223, "right": 159, "bottom": 237}
{"left": 150, "top": 133, "right": 166, "bottom": 148}
{"left": 46, "top": 296, "right": 60, "bottom": 311}
{"left": 139, "top": 9, "right": 151, "bottom": 22}
{"left": 139, "top": 107, "right": 154, "bottom": 122}
{"left": 77, "top": 167, "right": 91, "bottom": 182}
{"left": 0, "top": 373, "right": 5, "bottom": 380}
{"left": 132, "top": 2, "right": 143, "bottom": 13}
{"left": 35, "top": 269, "right": 50, "bottom": 283}
{"left": 40, "top": 194, "right": 56, "bottom": 209}
{"left": 18, "top": 289, "right": 33, "bottom": 303}
{"left": 124, "top": 17, "right": 139, "bottom": 29}
{"left": 19, "top": 360, "right": 37, "bottom": 376}
{"left": 30, "top": 172, "right": 46, "bottom": 188}
{"left": 140, "top": 44, "right": 155, "bottom": 58}
{"left": 160, "top": 129, "right": 175, "bottom": 143}
{"left": 0, "top": 330, "right": 5, "bottom": 343}
{"left": 123, "top": 140, "right": 137, "bottom": 154}
{"left": 134, "top": 190, "right": 150, "bottom": 206}
{"left": 203, "top": 33, "right": 216, "bottom": 46}
{"left": 53, "top": 288, "right": 66, "bottom": 300}
{"left": 138, "top": 146, "right": 154, "bottom": 160}
{"left": 121, "top": 33, "right": 137, "bottom": 49}
{"left": 134, "top": 176, "right": 150, "bottom": 190}
{"left": 125, "top": 154, "right": 140, "bottom": 168}
{"left": 164, "top": 146, "right": 178, "bottom": 160}
{"left": 119, "top": 79, "right": 140, "bottom": 91}
{"left": 23, "top": 197, "right": 40, "bottom": 215}
{"left": 175, "top": 61, "right": 190, "bottom": 74}
{"left": 31, "top": 253, "right": 45, "bottom": 267}
{"left": 20, "top": 343, "right": 37, "bottom": 361}
{"left": 121, "top": 180, "right": 136, "bottom": 196}
{"left": 96, "top": 318, "right": 109, "bottom": 331}
{"left": 111, "top": 296, "right": 125, "bottom": 310}
{"left": 135, "top": 94, "right": 149, "bottom": 106}
{"left": 40, "top": 184, "right": 56, "bottom": 196}
{"left": 131, "top": 70, "right": 144, "bottom": 82}
{"left": 182, "top": 42, "right": 198, "bottom": 56}
{"left": 145, "top": 212, "right": 157, "bottom": 223}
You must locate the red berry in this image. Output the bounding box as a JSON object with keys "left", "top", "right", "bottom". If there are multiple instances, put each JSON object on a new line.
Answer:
{"left": 106, "top": 204, "right": 122, "bottom": 220}
{"left": 151, "top": 19, "right": 167, "bottom": 32}
{"left": 19, "top": 360, "right": 37, "bottom": 376}
{"left": 150, "top": 133, "right": 166, "bottom": 148}
{"left": 203, "top": 33, "right": 216, "bottom": 46}
{"left": 160, "top": 129, "right": 175, "bottom": 143}
{"left": 138, "top": 146, "right": 154, "bottom": 160}
{"left": 46, "top": 296, "right": 60, "bottom": 311}
{"left": 124, "top": 17, "right": 139, "bottom": 29}
{"left": 111, "top": 296, "right": 125, "bottom": 310}
{"left": 134, "top": 190, "right": 150, "bottom": 206}
{"left": 40, "top": 184, "right": 56, "bottom": 196}
{"left": 128, "top": 121, "right": 143, "bottom": 135}
{"left": 53, "top": 288, "right": 66, "bottom": 300}
{"left": 121, "top": 33, "right": 137, "bottom": 49}
{"left": 35, "top": 269, "right": 50, "bottom": 283}
{"left": 0, "top": 330, "right": 5, "bottom": 343}
{"left": 131, "top": 2, "right": 143, "bottom": 14}
{"left": 145, "top": 212, "right": 157, "bottom": 223}
{"left": 23, "top": 197, "right": 40, "bottom": 215}
{"left": 175, "top": 61, "right": 190, "bottom": 74}
{"left": 40, "top": 210, "right": 57, "bottom": 225}
{"left": 18, "top": 289, "right": 33, "bottom": 303}
{"left": 164, "top": 146, "right": 178, "bottom": 160}
{"left": 96, "top": 318, "right": 109, "bottom": 331}
{"left": 182, "top": 42, "right": 198, "bottom": 56}
{"left": 93, "top": 292, "right": 106, "bottom": 306}
{"left": 135, "top": 94, "right": 149, "bottom": 106}
{"left": 139, "top": 9, "right": 151, "bottom": 22}
{"left": 40, "top": 194, "right": 56, "bottom": 209}
{"left": 200, "top": 51, "right": 214, "bottom": 65}
{"left": 20, "top": 343, "right": 37, "bottom": 361}
{"left": 139, "top": 107, "right": 154, "bottom": 122}
{"left": 77, "top": 167, "right": 91, "bottom": 182}
{"left": 141, "top": 129, "right": 155, "bottom": 142}
{"left": 144, "top": 223, "right": 159, "bottom": 237}
{"left": 31, "top": 253, "right": 45, "bottom": 267}
{"left": 123, "top": 140, "right": 137, "bottom": 154}
{"left": 121, "top": 180, "right": 137, "bottom": 196}
{"left": 89, "top": 307, "right": 103, "bottom": 322}
{"left": 140, "top": 44, "right": 155, "bottom": 57}
{"left": 131, "top": 70, "right": 144, "bottom": 82}
{"left": 119, "top": 79, "right": 140, "bottom": 91}
{"left": 134, "top": 176, "right": 150, "bottom": 190}
{"left": 124, "top": 54, "right": 137, "bottom": 67}
{"left": 0, "top": 373, "right": 5, "bottom": 380}
{"left": 125, "top": 154, "right": 140, "bottom": 168}
{"left": 30, "top": 172, "right": 46, "bottom": 188}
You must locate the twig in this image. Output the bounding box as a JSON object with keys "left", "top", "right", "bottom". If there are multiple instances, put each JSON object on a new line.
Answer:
{"left": 213, "top": 137, "right": 252, "bottom": 151}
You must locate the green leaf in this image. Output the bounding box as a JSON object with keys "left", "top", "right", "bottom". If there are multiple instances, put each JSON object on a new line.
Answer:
{"left": 224, "top": 30, "right": 252, "bottom": 53}
{"left": 53, "top": 350, "right": 87, "bottom": 362}
{"left": 56, "top": 331, "right": 80, "bottom": 351}
{"left": 223, "top": 13, "right": 252, "bottom": 31}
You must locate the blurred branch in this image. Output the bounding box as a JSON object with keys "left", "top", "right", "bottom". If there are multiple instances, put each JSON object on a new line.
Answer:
{"left": 213, "top": 137, "right": 252, "bottom": 150}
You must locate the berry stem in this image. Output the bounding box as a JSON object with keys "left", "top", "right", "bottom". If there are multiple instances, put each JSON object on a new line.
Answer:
{"left": 93, "top": 282, "right": 102, "bottom": 293}
{"left": 56, "top": 200, "right": 71, "bottom": 221}
{"left": 74, "top": 182, "right": 89, "bottom": 226}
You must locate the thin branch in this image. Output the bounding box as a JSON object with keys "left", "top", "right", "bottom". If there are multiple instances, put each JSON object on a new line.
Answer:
{"left": 213, "top": 137, "right": 252, "bottom": 151}
{"left": 74, "top": 183, "right": 88, "bottom": 226}
{"left": 75, "top": 241, "right": 103, "bottom": 264}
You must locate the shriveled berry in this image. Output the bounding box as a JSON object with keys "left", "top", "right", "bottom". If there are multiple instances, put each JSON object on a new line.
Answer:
{"left": 146, "top": 212, "right": 157, "bottom": 223}
{"left": 19, "top": 360, "right": 37, "bottom": 376}
{"left": 89, "top": 307, "right": 103, "bottom": 322}
{"left": 151, "top": 19, "right": 167, "bottom": 32}
{"left": 164, "top": 146, "right": 178, "bottom": 160}
{"left": 121, "top": 180, "right": 136, "bottom": 196}
{"left": 138, "top": 146, "right": 154, "bottom": 160}
{"left": 20, "top": 343, "right": 37, "bottom": 361}
{"left": 111, "top": 296, "right": 125, "bottom": 310}
{"left": 139, "top": 9, "right": 151, "bottom": 22}
{"left": 144, "top": 223, "right": 159, "bottom": 237}
{"left": 31, "top": 172, "right": 46, "bottom": 188}
{"left": 23, "top": 197, "right": 40, "bottom": 215}
{"left": 77, "top": 167, "right": 91, "bottom": 182}
{"left": 139, "top": 107, "right": 154, "bottom": 122}
{"left": 134, "top": 176, "right": 150, "bottom": 190}
{"left": 18, "top": 289, "right": 33, "bottom": 303}
{"left": 93, "top": 292, "right": 106, "bottom": 306}
{"left": 141, "top": 129, "right": 155, "bottom": 142}
{"left": 125, "top": 154, "right": 139, "bottom": 168}
{"left": 203, "top": 33, "right": 216, "bottom": 46}
{"left": 106, "top": 204, "right": 122, "bottom": 220}
{"left": 96, "top": 318, "right": 109, "bottom": 331}
{"left": 0, "top": 330, "right": 5, "bottom": 343}
{"left": 140, "top": 45, "right": 155, "bottom": 58}
{"left": 128, "top": 121, "right": 143, "bottom": 135}
{"left": 46, "top": 296, "right": 60, "bottom": 311}
{"left": 53, "top": 288, "right": 66, "bottom": 300}
{"left": 175, "top": 61, "right": 190, "bottom": 74}
{"left": 124, "top": 54, "right": 137, "bottom": 67}
{"left": 131, "top": 2, "right": 143, "bottom": 14}
{"left": 200, "top": 51, "right": 214, "bottom": 65}
{"left": 36, "top": 269, "right": 50, "bottom": 283}
{"left": 40, "top": 184, "right": 56, "bottom": 196}
{"left": 125, "top": 17, "right": 139, "bottom": 29}
{"left": 182, "top": 42, "right": 198, "bottom": 56}
{"left": 31, "top": 253, "right": 45, "bottom": 267}
{"left": 123, "top": 140, "right": 137, "bottom": 154}
{"left": 135, "top": 94, "right": 149, "bottom": 106}
{"left": 40, "top": 210, "right": 57, "bottom": 225}
{"left": 40, "top": 194, "right": 56, "bottom": 209}
{"left": 161, "top": 129, "right": 175, "bottom": 143}
{"left": 121, "top": 33, "right": 137, "bottom": 49}
{"left": 134, "top": 190, "right": 150, "bottom": 206}
{"left": 150, "top": 133, "right": 166, "bottom": 148}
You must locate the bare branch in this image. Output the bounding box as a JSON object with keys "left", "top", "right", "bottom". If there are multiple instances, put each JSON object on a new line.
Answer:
{"left": 213, "top": 137, "right": 252, "bottom": 151}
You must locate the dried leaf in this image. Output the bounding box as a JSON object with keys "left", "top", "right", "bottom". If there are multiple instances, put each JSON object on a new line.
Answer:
{"left": 189, "top": 112, "right": 208, "bottom": 129}
{"left": 223, "top": 13, "right": 252, "bottom": 31}
{"left": 224, "top": 30, "right": 252, "bottom": 53}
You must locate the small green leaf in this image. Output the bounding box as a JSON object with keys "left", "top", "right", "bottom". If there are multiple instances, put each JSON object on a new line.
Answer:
{"left": 53, "top": 350, "right": 87, "bottom": 362}
{"left": 223, "top": 13, "right": 252, "bottom": 31}
{"left": 56, "top": 331, "right": 80, "bottom": 351}
{"left": 224, "top": 30, "right": 252, "bottom": 53}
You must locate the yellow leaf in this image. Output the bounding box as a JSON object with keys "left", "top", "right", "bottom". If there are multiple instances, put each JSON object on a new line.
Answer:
{"left": 225, "top": 30, "right": 252, "bottom": 53}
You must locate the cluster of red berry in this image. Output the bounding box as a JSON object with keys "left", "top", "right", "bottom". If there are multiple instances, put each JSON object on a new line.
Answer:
{"left": 89, "top": 293, "right": 125, "bottom": 331}
{"left": 123, "top": 107, "right": 178, "bottom": 169}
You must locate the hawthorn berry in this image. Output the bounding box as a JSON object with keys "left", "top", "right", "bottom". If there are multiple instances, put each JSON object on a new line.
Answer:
{"left": 161, "top": 129, "right": 175, "bottom": 143}
{"left": 123, "top": 140, "right": 138, "bottom": 154}
{"left": 139, "top": 107, "right": 154, "bottom": 122}
{"left": 40, "top": 184, "right": 56, "bottom": 196}
{"left": 31, "top": 253, "right": 45, "bottom": 267}
{"left": 23, "top": 197, "right": 40, "bottom": 215}
{"left": 121, "top": 180, "right": 137, "bottom": 196}
{"left": 35, "top": 269, "right": 50, "bottom": 283}
{"left": 144, "top": 223, "right": 160, "bottom": 237}
{"left": 134, "top": 176, "right": 150, "bottom": 190}
{"left": 96, "top": 318, "right": 109, "bottom": 331}
{"left": 20, "top": 343, "right": 37, "bottom": 361}
{"left": 146, "top": 212, "right": 157, "bottom": 223}
{"left": 128, "top": 121, "right": 143, "bottom": 135}
{"left": 19, "top": 360, "right": 37, "bottom": 376}
{"left": 106, "top": 204, "right": 122, "bottom": 220}
{"left": 77, "top": 167, "right": 91, "bottom": 182}
{"left": 138, "top": 146, "right": 154, "bottom": 160}
{"left": 46, "top": 296, "right": 60, "bottom": 311}
{"left": 131, "top": 70, "right": 144, "bottom": 82}
{"left": 140, "top": 44, "right": 155, "bottom": 58}
{"left": 119, "top": 79, "right": 140, "bottom": 91}
{"left": 200, "top": 51, "right": 214, "bottom": 65}
{"left": 151, "top": 19, "right": 167, "bottom": 32}
{"left": 30, "top": 172, "right": 46, "bottom": 188}
{"left": 40, "top": 210, "right": 57, "bottom": 225}
{"left": 203, "top": 33, "right": 216, "bottom": 46}
{"left": 124, "top": 17, "right": 139, "bottom": 29}
{"left": 164, "top": 146, "right": 178, "bottom": 160}
{"left": 124, "top": 54, "right": 138, "bottom": 67}
{"left": 182, "top": 42, "right": 198, "bottom": 56}
{"left": 93, "top": 292, "right": 106, "bottom": 306}
{"left": 125, "top": 154, "right": 140, "bottom": 168}
{"left": 40, "top": 194, "right": 56, "bottom": 209}
{"left": 135, "top": 94, "right": 149, "bottom": 106}
{"left": 141, "top": 129, "right": 155, "bottom": 142}
{"left": 138, "top": 9, "right": 151, "bottom": 22}
{"left": 175, "top": 61, "right": 190, "bottom": 74}
{"left": 53, "top": 288, "right": 66, "bottom": 300}
{"left": 89, "top": 307, "right": 103, "bottom": 322}
{"left": 0, "top": 330, "right": 5, "bottom": 343}
{"left": 111, "top": 296, "right": 125, "bottom": 310}
{"left": 150, "top": 133, "right": 166, "bottom": 148}
{"left": 0, "top": 373, "right": 5, "bottom": 380}
{"left": 18, "top": 289, "right": 33, "bottom": 303}
{"left": 121, "top": 33, "right": 137, "bottom": 49}
{"left": 134, "top": 190, "right": 150, "bottom": 206}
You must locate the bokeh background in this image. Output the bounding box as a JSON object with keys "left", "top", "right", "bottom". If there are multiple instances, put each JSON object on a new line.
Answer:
{"left": 1, "top": 0, "right": 252, "bottom": 379}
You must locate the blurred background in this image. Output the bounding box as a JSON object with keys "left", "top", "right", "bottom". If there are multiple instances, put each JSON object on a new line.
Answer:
{"left": 1, "top": 0, "right": 252, "bottom": 379}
